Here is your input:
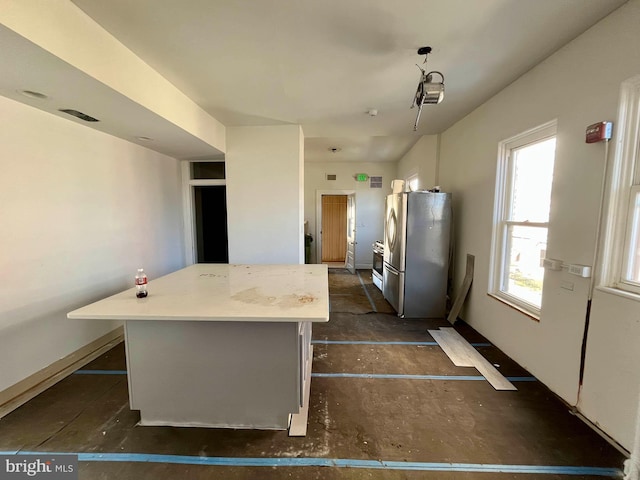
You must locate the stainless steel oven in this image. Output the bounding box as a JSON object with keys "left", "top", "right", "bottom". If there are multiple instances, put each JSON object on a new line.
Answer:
{"left": 372, "top": 241, "right": 384, "bottom": 291}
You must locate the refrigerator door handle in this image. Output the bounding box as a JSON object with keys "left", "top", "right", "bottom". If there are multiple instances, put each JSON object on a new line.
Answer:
{"left": 386, "top": 267, "right": 399, "bottom": 276}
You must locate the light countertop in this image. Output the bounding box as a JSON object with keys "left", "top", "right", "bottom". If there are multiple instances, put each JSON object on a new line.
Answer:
{"left": 68, "top": 264, "right": 329, "bottom": 322}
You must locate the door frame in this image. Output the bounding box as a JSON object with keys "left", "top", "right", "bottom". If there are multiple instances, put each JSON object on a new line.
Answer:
{"left": 315, "top": 189, "right": 355, "bottom": 265}
{"left": 345, "top": 192, "right": 357, "bottom": 274}
{"left": 181, "top": 161, "right": 226, "bottom": 265}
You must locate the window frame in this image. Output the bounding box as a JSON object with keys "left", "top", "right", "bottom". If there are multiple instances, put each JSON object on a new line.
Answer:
{"left": 620, "top": 185, "right": 640, "bottom": 292}
{"left": 601, "top": 75, "right": 640, "bottom": 298}
{"left": 489, "top": 120, "right": 557, "bottom": 318}
{"left": 406, "top": 173, "right": 419, "bottom": 192}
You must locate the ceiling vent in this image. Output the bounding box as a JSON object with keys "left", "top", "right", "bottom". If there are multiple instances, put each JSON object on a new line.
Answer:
{"left": 326, "top": 174, "right": 337, "bottom": 181}
{"left": 370, "top": 176, "right": 383, "bottom": 188}
{"left": 58, "top": 109, "right": 99, "bottom": 122}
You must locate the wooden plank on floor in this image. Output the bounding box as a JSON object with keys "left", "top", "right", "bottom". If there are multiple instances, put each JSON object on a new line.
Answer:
{"left": 473, "top": 355, "right": 518, "bottom": 391}
{"left": 441, "top": 328, "right": 517, "bottom": 391}
{"left": 428, "top": 329, "right": 474, "bottom": 367}
{"left": 447, "top": 254, "right": 474, "bottom": 325}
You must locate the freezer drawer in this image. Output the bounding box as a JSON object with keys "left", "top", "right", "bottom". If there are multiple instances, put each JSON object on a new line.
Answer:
{"left": 383, "top": 263, "right": 404, "bottom": 315}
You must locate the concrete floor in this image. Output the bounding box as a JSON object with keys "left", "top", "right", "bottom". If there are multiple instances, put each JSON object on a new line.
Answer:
{"left": 0, "top": 269, "right": 626, "bottom": 479}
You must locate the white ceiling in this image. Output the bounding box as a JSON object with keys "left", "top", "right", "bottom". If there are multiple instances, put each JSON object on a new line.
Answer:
{"left": 0, "top": 25, "right": 224, "bottom": 159}
{"left": 2, "top": 0, "right": 629, "bottom": 162}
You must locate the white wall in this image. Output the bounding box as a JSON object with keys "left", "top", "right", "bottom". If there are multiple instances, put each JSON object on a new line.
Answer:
{"left": 397, "top": 135, "right": 439, "bottom": 189}
{"left": 226, "top": 125, "right": 304, "bottom": 264}
{"left": 0, "top": 96, "right": 186, "bottom": 392}
{"left": 438, "top": 0, "right": 640, "bottom": 449}
{"left": 304, "top": 161, "right": 396, "bottom": 266}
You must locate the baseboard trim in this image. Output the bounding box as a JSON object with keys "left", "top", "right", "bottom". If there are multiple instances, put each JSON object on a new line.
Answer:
{"left": 0, "top": 327, "right": 124, "bottom": 418}
{"left": 571, "top": 408, "right": 629, "bottom": 457}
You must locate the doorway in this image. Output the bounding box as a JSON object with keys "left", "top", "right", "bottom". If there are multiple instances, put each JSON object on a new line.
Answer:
{"left": 321, "top": 195, "right": 347, "bottom": 263}
{"left": 181, "top": 161, "right": 228, "bottom": 264}
{"left": 315, "top": 190, "right": 356, "bottom": 270}
{"left": 193, "top": 185, "right": 229, "bottom": 263}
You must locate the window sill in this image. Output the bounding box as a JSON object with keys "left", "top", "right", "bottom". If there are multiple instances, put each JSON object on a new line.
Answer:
{"left": 487, "top": 293, "right": 540, "bottom": 322}
{"left": 595, "top": 286, "right": 640, "bottom": 303}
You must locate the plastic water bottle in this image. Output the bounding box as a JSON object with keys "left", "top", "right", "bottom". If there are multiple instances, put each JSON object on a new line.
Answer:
{"left": 135, "top": 268, "right": 148, "bottom": 298}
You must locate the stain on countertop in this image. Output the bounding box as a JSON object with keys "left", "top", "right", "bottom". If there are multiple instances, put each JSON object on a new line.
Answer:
{"left": 232, "top": 288, "right": 317, "bottom": 308}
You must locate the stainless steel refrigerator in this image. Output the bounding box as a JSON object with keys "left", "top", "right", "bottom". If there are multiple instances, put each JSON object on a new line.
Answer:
{"left": 383, "top": 191, "right": 452, "bottom": 318}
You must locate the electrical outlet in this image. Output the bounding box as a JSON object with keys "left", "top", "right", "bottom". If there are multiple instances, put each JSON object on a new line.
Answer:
{"left": 567, "top": 264, "right": 592, "bottom": 278}
{"left": 542, "top": 258, "right": 563, "bottom": 271}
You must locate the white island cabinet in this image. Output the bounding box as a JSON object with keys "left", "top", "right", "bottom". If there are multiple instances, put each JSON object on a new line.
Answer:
{"left": 68, "top": 264, "right": 329, "bottom": 435}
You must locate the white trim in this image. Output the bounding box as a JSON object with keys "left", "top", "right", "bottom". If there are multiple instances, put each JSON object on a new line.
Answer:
{"left": 621, "top": 186, "right": 640, "bottom": 290}
{"left": 189, "top": 179, "right": 226, "bottom": 187}
{"left": 601, "top": 75, "right": 640, "bottom": 294}
{"left": 0, "top": 327, "right": 124, "bottom": 418}
{"left": 346, "top": 192, "right": 357, "bottom": 274}
{"left": 596, "top": 285, "right": 640, "bottom": 303}
{"left": 181, "top": 161, "right": 196, "bottom": 265}
{"left": 405, "top": 172, "right": 419, "bottom": 192}
{"left": 492, "top": 289, "right": 543, "bottom": 319}
{"left": 489, "top": 120, "right": 557, "bottom": 318}
{"left": 489, "top": 141, "right": 508, "bottom": 298}
{"left": 315, "top": 189, "right": 355, "bottom": 265}
{"left": 189, "top": 157, "right": 225, "bottom": 162}
{"left": 504, "top": 220, "right": 549, "bottom": 228}
{"left": 181, "top": 160, "right": 227, "bottom": 265}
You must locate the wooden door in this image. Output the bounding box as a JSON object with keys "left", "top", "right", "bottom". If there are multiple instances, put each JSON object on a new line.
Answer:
{"left": 321, "top": 195, "right": 347, "bottom": 262}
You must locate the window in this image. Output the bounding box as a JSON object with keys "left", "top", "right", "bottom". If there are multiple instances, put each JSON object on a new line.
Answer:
{"left": 622, "top": 186, "right": 640, "bottom": 285}
{"left": 490, "top": 121, "right": 557, "bottom": 316}
{"left": 191, "top": 161, "right": 225, "bottom": 180}
{"left": 406, "top": 174, "right": 419, "bottom": 192}
{"left": 604, "top": 75, "right": 640, "bottom": 295}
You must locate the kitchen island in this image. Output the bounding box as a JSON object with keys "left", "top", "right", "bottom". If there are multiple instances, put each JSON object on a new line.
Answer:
{"left": 67, "top": 264, "right": 329, "bottom": 435}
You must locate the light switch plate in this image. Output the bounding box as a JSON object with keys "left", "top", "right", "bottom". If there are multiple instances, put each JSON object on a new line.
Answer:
{"left": 561, "top": 281, "right": 574, "bottom": 291}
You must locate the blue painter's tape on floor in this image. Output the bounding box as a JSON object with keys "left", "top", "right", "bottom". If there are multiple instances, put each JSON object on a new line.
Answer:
{"left": 313, "top": 373, "right": 486, "bottom": 380}
{"left": 312, "top": 340, "right": 492, "bottom": 347}
{"left": 71, "top": 370, "right": 537, "bottom": 382}
{"left": 0, "top": 451, "right": 620, "bottom": 476}
{"left": 311, "top": 373, "right": 537, "bottom": 382}
{"left": 356, "top": 270, "right": 377, "bottom": 312}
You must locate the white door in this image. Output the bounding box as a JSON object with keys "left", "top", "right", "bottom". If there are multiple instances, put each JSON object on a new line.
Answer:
{"left": 345, "top": 193, "right": 356, "bottom": 274}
